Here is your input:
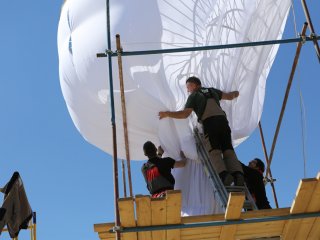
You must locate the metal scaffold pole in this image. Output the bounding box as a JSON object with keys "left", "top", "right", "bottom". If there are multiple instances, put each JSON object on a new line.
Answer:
{"left": 301, "top": 0, "right": 320, "bottom": 62}
{"left": 97, "top": 35, "right": 319, "bottom": 58}
{"left": 105, "top": 0, "right": 121, "bottom": 239}
{"left": 258, "top": 121, "right": 279, "bottom": 208}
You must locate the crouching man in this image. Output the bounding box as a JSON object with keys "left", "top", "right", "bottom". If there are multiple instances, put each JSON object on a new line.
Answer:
{"left": 142, "top": 141, "right": 187, "bottom": 198}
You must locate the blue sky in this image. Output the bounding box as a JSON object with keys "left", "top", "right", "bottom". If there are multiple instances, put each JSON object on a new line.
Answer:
{"left": 0, "top": 1, "right": 319, "bottom": 239}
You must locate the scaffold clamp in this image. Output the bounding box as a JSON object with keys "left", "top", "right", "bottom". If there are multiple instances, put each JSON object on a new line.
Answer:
{"left": 112, "top": 225, "right": 122, "bottom": 233}
{"left": 264, "top": 177, "right": 276, "bottom": 184}
{"left": 299, "top": 33, "right": 307, "bottom": 44}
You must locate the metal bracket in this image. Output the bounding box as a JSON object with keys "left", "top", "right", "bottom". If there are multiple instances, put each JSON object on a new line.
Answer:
{"left": 106, "top": 49, "right": 114, "bottom": 55}
{"left": 309, "top": 32, "right": 318, "bottom": 40}
{"left": 299, "top": 33, "right": 307, "bottom": 44}
{"left": 96, "top": 49, "right": 115, "bottom": 58}
{"left": 112, "top": 225, "right": 123, "bottom": 233}
{"left": 116, "top": 48, "right": 123, "bottom": 54}
{"left": 264, "top": 177, "right": 276, "bottom": 184}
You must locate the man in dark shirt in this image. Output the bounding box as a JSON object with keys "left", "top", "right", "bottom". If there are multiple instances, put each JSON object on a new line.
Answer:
{"left": 142, "top": 141, "right": 187, "bottom": 198}
{"left": 159, "top": 76, "right": 244, "bottom": 186}
{"left": 242, "top": 158, "right": 271, "bottom": 209}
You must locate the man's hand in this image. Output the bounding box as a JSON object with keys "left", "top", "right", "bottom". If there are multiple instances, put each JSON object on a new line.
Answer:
{"left": 159, "top": 111, "right": 169, "bottom": 119}
{"left": 157, "top": 146, "right": 164, "bottom": 157}
{"left": 180, "top": 151, "right": 186, "bottom": 159}
{"left": 222, "top": 91, "right": 240, "bottom": 100}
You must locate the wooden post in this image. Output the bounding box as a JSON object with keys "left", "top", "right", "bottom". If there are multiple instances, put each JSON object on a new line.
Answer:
{"left": 116, "top": 34, "right": 134, "bottom": 198}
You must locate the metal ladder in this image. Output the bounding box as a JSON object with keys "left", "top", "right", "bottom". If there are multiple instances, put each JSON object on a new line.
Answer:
{"left": 194, "top": 127, "right": 257, "bottom": 211}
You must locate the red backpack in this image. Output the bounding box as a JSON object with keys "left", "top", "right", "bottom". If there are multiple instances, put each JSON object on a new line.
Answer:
{"left": 141, "top": 161, "right": 174, "bottom": 194}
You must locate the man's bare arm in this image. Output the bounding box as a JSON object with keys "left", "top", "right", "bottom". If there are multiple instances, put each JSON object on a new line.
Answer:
{"left": 159, "top": 108, "right": 193, "bottom": 119}
{"left": 221, "top": 91, "right": 239, "bottom": 100}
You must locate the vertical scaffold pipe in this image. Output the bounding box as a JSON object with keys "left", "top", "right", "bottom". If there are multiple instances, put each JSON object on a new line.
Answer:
{"left": 258, "top": 121, "right": 279, "bottom": 208}
{"left": 266, "top": 23, "right": 308, "bottom": 182}
{"left": 116, "top": 34, "right": 134, "bottom": 198}
{"left": 105, "top": 0, "right": 121, "bottom": 239}
{"left": 301, "top": 0, "right": 320, "bottom": 62}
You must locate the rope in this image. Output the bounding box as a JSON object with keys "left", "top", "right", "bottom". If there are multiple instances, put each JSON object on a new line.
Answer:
{"left": 265, "top": 23, "right": 308, "bottom": 182}
{"left": 290, "top": 1, "right": 298, "bottom": 37}
{"left": 299, "top": 88, "right": 308, "bottom": 178}
{"left": 291, "top": 0, "right": 308, "bottom": 178}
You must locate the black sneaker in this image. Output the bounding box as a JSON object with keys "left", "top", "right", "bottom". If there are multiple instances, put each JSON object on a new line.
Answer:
{"left": 233, "top": 172, "right": 245, "bottom": 186}
{"left": 219, "top": 171, "right": 233, "bottom": 186}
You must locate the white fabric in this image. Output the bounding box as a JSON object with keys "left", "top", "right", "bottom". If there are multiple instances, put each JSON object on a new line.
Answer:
{"left": 58, "top": 0, "right": 290, "bottom": 215}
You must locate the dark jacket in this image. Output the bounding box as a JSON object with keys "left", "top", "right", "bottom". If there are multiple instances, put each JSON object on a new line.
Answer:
{"left": 241, "top": 163, "right": 271, "bottom": 209}
{"left": 0, "top": 172, "right": 33, "bottom": 238}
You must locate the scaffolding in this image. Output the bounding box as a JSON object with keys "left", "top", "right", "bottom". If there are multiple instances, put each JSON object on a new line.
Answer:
{"left": 94, "top": 0, "right": 320, "bottom": 239}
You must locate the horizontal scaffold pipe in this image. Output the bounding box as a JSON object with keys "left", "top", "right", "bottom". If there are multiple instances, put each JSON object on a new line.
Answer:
{"left": 97, "top": 36, "right": 320, "bottom": 58}
{"left": 109, "top": 211, "right": 320, "bottom": 233}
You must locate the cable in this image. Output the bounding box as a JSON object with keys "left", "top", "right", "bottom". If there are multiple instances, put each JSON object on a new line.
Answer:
{"left": 291, "top": 0, "right": 308, "bottom": 178}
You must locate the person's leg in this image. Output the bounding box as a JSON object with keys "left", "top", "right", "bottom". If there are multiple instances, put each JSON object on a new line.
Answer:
{"left": 219, "top": 117, "right": 244, "bottom": 186}
{"left": 223, "top": 150, "right": 244, "bottom": 186}
{"left": 204, "top": 118, "right": 232, "bottom": 185}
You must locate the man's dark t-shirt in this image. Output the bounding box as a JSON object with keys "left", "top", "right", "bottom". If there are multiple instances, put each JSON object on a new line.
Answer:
{"left": 147, "top": 157, "right": 176, "bottom": 185}
{"left": 185, "top": 87, "right": 224, "bottom": 121}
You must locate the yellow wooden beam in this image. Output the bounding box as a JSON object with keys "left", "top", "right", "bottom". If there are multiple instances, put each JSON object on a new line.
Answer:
{"left": 135, "top": 195, "right": 152, "bottom": 240}
{"left": 219, "top": 192, "right": 245, "bottom": 240}
{"left": 295, "top": 173, "right": 320, "bottom": 239}
{"left": 236, "top": 221, "right": 285, "bottom": 239}
{"left": 94, "top": 222, "right": 114, "bottom": 240}
{"left": 118, "top": 197, "right": 137, "bottom": 240}
{"left": 307, "top": 217, "right": 320, "bottom": 240}
{"left": 282, "top": 178, "right": 318, "bottom": 240}
{"left": 180, "top": 226, "right": 221, "bottom": 240}
{"left": 166, "top": 190, "right": 182, "bottom": 240}
{"left": 182, "top": 207, "right": 290, "bottom": 224}
{"left": 151, "top": 197, "right": 167, "bottom": 240}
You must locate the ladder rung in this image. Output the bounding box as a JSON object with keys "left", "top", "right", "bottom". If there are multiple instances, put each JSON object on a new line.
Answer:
{"left": 225, "top": 186, "right": 246, "bottom": 192}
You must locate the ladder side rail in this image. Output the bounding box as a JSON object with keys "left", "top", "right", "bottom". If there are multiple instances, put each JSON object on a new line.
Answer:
{"left": 194, "top": 128, "right": 229, "bottom": 207}
{"left": 194, "top": 128, "right": 258, "bottom": 211}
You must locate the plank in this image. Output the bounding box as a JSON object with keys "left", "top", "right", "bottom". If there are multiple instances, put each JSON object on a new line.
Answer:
{"left": 219, "top": 192, "right": 245, "bottom": 240}
{"left": 98, "top": 232, "right": 115, "bottom": 240}
{"left": 118, "top": 197, "right": 137, "bottom": 240}
{"left": 94, "top": 222, "right": 115, "bottom": 233}
{"left": 236, "top": 221, "right": 285, "bottom": 239}
{"left": 94, "top": 223, "right": 114, "bottom": 240}
{"left": 295, "top": 173, "right": 320, "bottom": 239}
{"left": 151, "top": 197, "right": 167, "bottom": 240}
{"left": 180, "top": 226, "right": 221, "bottom": 238}
{"left": 166, "top": 190, "right": 181, "bottom": 240}
{"left": 181, "top": 232, "right": 220, "bottom": 240}
{"left": 135, "top": 195, "right": 152, "bottom": 240}
{"left": 282, "top": 178, "right": 318, "bottom": 240}
{"left": 307, "top": 217, "right": 320, "bottom": 240}
{"left": 181, "top": 207, "right": 290, "bottom": 224}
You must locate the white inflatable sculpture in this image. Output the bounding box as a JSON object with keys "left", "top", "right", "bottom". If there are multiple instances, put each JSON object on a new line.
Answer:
{"left": 58, "top": 0, "right": 290, "bottom": 215}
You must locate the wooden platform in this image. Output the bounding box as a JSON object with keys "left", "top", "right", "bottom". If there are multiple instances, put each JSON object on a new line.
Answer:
{"left": 94, "top": 173, "right": 320, "bottom": 240}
